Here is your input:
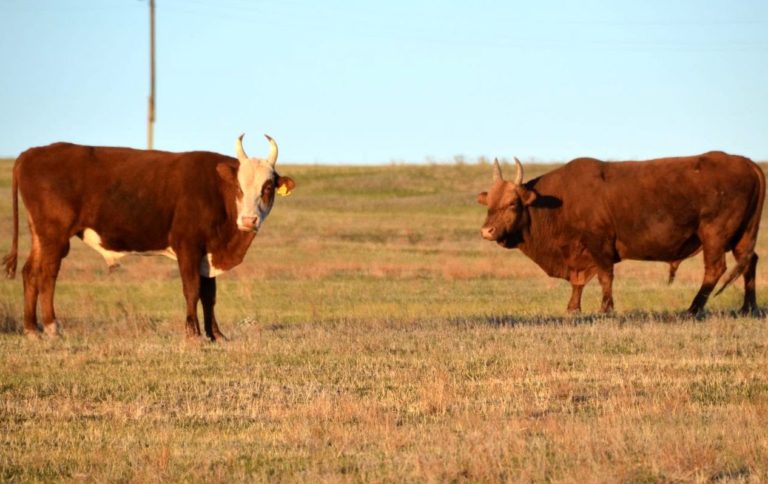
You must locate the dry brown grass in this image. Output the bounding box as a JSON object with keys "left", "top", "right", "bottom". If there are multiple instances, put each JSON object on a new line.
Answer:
{"left": 1, "top": 158, "right": 767, "bottom": 482}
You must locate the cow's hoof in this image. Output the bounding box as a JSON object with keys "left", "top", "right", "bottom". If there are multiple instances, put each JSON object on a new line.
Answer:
{"left": 184, "top": 334, "right": 205, "bottom": 346}
{"left": 212, "top": 332, "right": 229, "bottom": 342}
{"left": 24, "top": 329, "right": 42, "bottom": 340}
{"left": 685, "top": 308, "right": 706, "bottom": 320}
{"left": 739, "top": 306, "right": 761, "bottom": 317}
{"left": 43, "top": 320, "right": 63, "bottom": 338}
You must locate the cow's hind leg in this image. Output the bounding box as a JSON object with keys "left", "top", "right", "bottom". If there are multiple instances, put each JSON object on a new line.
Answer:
{"left": 21, "top": 233, "right": 69, "bottom": 337}
{"left": 734, "top": 250, "right": 758, "bottom": 315}
{"left": 201, "top": 276, "right": 226, "bottom": 341}
{"left": 21, "top": 241, "right": 41, "bottom": 336}
{"left": 38, "top": 238, "right": 70, "bottom": 337}
{"left": 688, "top": 233, "right": 727, "bottom": 315}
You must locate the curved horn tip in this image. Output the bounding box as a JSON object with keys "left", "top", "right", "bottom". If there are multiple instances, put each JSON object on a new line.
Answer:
{"left": 235, "top": 133, "right": 249, "bottom": 160}
{"left": 492, "top": 158, "right": 503, "bottom": 181}
{"left": 513, "top": 157, "right": 524, "bottom": 185}
{"left": 264, "top": 134, "right": 278, "bottom": 166}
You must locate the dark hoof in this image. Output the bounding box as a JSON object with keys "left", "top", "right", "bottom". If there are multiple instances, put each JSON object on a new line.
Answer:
{"left": 685, "top": 308, "right": 706, "bottom": 320}
{"left": 739, "top": 306, "right": 762, "bottom": 318}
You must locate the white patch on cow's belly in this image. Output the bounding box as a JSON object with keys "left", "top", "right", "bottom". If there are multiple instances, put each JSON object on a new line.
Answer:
{"left": 82, "top": 228, "right": 177, "bottom": 267}
{"left": 82, "top": 229, "right": 126, "bottom": 267}
{"left": 200, "top": 253, "right": 226, "bottom": 278}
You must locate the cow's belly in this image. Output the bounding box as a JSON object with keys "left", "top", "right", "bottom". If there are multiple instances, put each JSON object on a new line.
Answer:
{"left": 81, "top": 228, "right": 228, "bottom": 277}
{"left": 615, "top": 230, "right": 701, "bottom": 262}
{"left": 82, "top": 228, "right": 177, "bottom": 266}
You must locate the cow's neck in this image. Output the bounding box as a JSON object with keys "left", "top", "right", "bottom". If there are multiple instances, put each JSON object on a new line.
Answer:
{"left": 209, "top": 227, "right": 257, "bottom": 271}
{"left": 517, "top": 208, "right": 569, "bottom": 280}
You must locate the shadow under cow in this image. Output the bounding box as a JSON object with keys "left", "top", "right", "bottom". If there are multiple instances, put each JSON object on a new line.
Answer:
{"left": 451, "top": 307, "right": 767, "bottom": 328}
{"left": 0, "top": 301, "right": 22, "bottom": 334}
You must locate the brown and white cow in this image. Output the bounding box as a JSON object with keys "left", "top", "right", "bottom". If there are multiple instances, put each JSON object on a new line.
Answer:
{"left": 2, "top": 134, "right": 295, "bottom": 339}
{"left": 477, "top": 153, "right": 765, "bottom": 315}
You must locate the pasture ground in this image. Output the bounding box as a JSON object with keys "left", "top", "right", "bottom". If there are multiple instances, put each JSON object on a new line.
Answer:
{"left": 1, "top": 157, "right": 767, "bottom": 482}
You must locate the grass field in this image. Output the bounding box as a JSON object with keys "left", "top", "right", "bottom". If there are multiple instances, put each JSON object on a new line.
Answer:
{"left": 1, "top": 156, "right": 767, "bottom": 482}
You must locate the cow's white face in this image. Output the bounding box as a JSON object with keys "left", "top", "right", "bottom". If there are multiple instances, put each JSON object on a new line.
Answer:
{"left": 235, "top": 160, "right": 277, "bottom": 232}
{"left": 233, "top": 134, "right": 294, "bottom": 233}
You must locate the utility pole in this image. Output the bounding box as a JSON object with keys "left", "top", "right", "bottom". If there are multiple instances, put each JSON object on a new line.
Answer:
{"left": 147, "top": 0, "right": 156, "bottom": 149}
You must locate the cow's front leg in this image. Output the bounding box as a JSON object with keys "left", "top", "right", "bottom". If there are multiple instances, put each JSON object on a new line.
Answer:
{"left": 200, "top": 276, "right": 227, "bottom": 341}
{"left": 567, "top": 284, "right": 583, "bottom": 313}
{"left": 597, "top": 266, "right": 614, "bottom": 313}
{"left": 176, "top": 249, "right": 203, "bottom": 339}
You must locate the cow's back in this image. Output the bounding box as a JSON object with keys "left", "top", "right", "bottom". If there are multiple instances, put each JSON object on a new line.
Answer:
{"left": 15, "top": 142, "right": 234, "bottom": 251}
{"left": 528, "top": 152, "right": 764, "bottom": 262}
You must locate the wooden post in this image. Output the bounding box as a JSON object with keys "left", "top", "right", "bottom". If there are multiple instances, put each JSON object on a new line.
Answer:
{"left": 147, "top": 0, "right": 156, "bottom": 149}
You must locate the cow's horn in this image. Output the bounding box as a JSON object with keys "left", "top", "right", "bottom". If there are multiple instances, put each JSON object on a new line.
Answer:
{"left": 513, "top": 157, "right": 524, "bottom": 185}
{"left": 492, "top": 158, "right": 503, "bottom": 182}
{"left": 236, "top": 133, "right": 248, "bottom": 161}
{"left": 264, "top": 134, "right": 278, "bottom": 166}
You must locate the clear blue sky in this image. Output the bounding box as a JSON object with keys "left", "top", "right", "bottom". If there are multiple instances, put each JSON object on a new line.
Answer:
{"left": 1, "top": 0, "right": 767, "bottom": 163}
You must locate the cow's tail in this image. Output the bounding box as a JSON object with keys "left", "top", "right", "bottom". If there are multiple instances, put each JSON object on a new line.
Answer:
{"left": 668, "top": 260, "right": 681, "bottom": 285}
{"left": 2, "top": 160, "right": 19, "bottom": 279}
{"left": 715, "top": 161, "right": 766, "bottom": 296}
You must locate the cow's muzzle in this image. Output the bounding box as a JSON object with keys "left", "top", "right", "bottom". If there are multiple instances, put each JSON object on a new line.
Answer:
{"left": 481, "top": 226, "right": 497, "bottom": 241}
{"left": 238, "top": 216, "right": 260, "bottom": 233}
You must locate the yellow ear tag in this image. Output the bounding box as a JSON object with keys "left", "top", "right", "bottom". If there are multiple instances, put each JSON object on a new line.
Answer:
{"left": 277, "top": 184, "right": 292, "bottom": 197}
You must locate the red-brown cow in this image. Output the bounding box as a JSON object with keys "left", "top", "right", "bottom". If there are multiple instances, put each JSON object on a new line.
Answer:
{"left": 2, "top": 134, "right": 295, "bottom": 339}
{"left": 477, "top": 152, "right": 765, "bottom": 315}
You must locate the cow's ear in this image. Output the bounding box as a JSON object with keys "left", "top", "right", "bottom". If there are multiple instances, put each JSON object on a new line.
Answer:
{"left": 477, "top": 192, "right": 488, "bottom": 205}
{"left": 216, "top": 163, "right": 238, "bottom": 185}
{"left": 276, "top": 176, "right": 295, "bottom": 197}
{"left": 517, "top": 187, "right": 537, "bottom": 206}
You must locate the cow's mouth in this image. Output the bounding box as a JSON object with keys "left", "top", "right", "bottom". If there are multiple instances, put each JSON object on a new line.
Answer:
{"left": 497, "top": 231, "right": 523, "bottom": 248}
{"left": 237, "top": 222, "right": 259, "bottom": 233}
{"left": 238, "top": 216, "right": 260, "bottom": 233}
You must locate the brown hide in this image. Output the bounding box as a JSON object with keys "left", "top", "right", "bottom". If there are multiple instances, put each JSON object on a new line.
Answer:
{"left": 479, "top": 152, "right": 765, "bottom": 315}
{"left": 17, "top": 144, "right": 244, "bottom": 251}
{"left": 3, "top": 141, "right": 293, "bottom": 339}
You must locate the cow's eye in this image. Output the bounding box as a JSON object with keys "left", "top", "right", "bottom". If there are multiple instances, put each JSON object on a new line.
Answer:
{"left": 260, "top": 180, "right": 274, "bottom": 204}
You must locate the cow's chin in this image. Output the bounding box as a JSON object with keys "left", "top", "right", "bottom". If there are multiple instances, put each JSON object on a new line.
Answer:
{"left": 237, "top": 224, "right": 259, "bottom": 233}
{"left": 496, "top": 231, "right": 523, "bottom": 249}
